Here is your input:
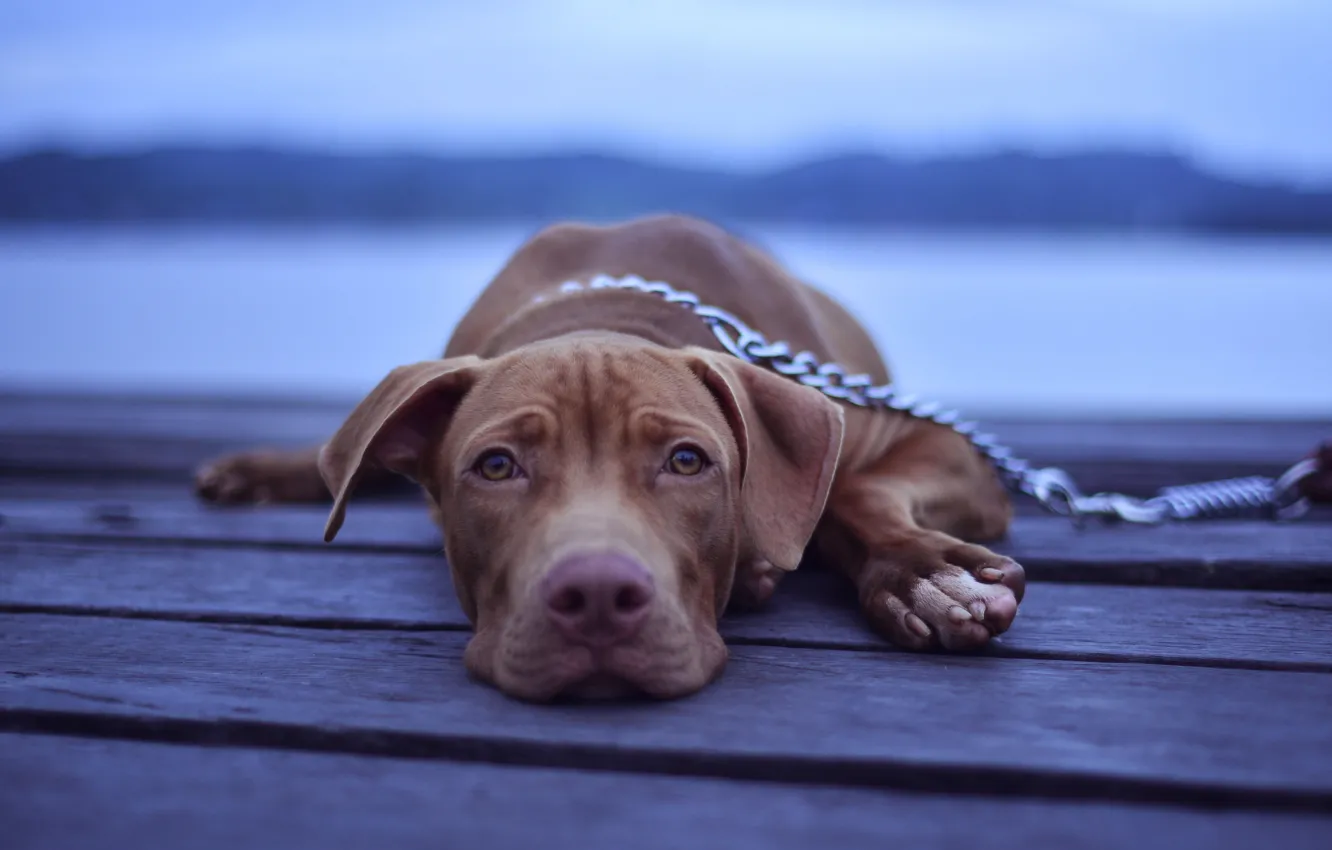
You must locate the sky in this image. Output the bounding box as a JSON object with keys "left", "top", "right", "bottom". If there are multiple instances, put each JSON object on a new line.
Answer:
{"left": 2, "top": 0, "right": 1331, "bottom": 184}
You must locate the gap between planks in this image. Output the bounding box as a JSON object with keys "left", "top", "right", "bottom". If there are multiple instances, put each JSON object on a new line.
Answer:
{"left": 4, "top": 712, "right": 1332, "bottom": 818}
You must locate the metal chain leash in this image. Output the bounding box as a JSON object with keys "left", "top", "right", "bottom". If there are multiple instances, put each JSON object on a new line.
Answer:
{"left": 557, "top": 274, "right": 1321, "bottom": 524}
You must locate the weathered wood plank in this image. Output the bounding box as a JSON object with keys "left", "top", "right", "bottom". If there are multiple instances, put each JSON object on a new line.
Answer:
{"left": 5, "top": 496, "right": 1330, "bottom": 589}
{"left": 3, "top": 392, "right": 1325, "bottom": 494}
{"left": 3, "top": 539, "right": 1330, "bottom": 670}
{"left": 0, "top": 392, "right": 349, "bottom": 442}
{"left": 4, "top": 734, "right": 1328, "bottom": 850}
{"left": 0, "top": 478, "right": 209, "bottom": 503}
{"left": 0, "top": 497, "right": 434, "bottom": 550}
{"left": 4, "top": 616, "right": 1332, "bottom": 804}
{"left": 996, "top": 518, "right": 1332, "bottom": 589}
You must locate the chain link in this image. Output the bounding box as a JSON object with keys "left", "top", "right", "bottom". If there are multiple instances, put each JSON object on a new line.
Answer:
{"left": 557, "top": 274, "right": 1318, "bottom": 525}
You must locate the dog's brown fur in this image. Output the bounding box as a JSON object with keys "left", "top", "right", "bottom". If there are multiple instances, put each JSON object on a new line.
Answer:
{"left": 196, "top": 214, "right": 1024, "bottom": 701}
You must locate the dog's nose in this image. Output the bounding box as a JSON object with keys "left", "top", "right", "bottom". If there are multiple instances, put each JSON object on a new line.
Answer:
{"left": 540, "top": 553, "right": 655, "bottom": 646}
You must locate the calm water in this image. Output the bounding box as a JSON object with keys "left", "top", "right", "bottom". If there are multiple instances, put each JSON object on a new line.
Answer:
{"left": 2, "top": 226, "right": 1329, "bottom": 416}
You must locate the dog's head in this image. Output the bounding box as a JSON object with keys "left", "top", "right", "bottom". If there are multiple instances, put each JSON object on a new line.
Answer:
{"left": 319, "top": 336, "right": 843, "bottom": 701}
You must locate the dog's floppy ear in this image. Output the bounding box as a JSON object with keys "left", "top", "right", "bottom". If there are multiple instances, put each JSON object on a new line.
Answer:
{"left": 686, "top": 349, "right": 845, "bottom": 571}
{"left": 318, "top": 356, "right": 483, "bottom": 542}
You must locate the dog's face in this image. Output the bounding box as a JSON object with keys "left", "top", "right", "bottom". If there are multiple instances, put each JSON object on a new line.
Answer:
{"left": 318, "top": 336, "right": 842, "bottom": 701}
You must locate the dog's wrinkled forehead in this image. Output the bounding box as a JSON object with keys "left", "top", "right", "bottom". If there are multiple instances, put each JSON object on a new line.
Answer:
{"left": 447, "top": 338, "right": 727, "bottom": 450}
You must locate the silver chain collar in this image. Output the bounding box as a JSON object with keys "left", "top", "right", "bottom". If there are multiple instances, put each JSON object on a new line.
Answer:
{"left": 555, "top": 274, "right": 1318, "bottom": 524}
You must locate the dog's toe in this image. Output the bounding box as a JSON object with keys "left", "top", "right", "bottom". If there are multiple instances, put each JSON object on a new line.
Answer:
{"left": 913, "top": 567, "right": 1020, "bottom": 649}
{"left": 193, "top": 464, "right": 227, "bottom": 501}
{"left": 970, "top": 555, "right": 1026, "bottom": 602}
{"left": 194, "top": 457, "right": 272, "bottom": 504}
{"left": 865, "top": 590, "right": 934, "bottom": 650}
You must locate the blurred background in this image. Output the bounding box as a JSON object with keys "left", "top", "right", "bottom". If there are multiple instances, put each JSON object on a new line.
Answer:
{"left": 2, "top": 0, "right": 1329, "bottom": 416}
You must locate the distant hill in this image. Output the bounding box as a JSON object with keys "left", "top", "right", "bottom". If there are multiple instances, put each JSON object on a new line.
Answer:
{"left": 2, "top": 146, "right": 1330, "bottom": 232}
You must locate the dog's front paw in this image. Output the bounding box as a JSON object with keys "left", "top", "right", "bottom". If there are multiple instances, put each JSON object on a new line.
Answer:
{"left": 195, "top": 453, "right": 277, "bottom": 504}
{"left": 194, "top": 450, "right": 325, "bottom": 504}
{"left": 860, "top": 541, "right": 1024, "bottom": 651}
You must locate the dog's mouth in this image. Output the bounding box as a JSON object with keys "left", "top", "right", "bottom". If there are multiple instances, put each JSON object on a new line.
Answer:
{"left": 481, "top": 606, "right": 723, "bottom": 703}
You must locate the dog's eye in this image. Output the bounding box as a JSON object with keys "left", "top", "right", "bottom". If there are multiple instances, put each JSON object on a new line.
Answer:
{"left": 666, "top": 446, "right": 707, "bottom": 476}
{"left": 475, "top": 450, "right": 518, "bottom": 481}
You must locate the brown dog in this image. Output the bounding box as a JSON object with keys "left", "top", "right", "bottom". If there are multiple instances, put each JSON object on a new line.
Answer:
{"left": 195, "top": 215, "right": 1024, "bottom": 701}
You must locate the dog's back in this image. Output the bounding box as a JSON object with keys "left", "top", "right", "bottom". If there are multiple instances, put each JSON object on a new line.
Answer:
{"left": 443, "top": 215, "right": 892, "bottom": 387}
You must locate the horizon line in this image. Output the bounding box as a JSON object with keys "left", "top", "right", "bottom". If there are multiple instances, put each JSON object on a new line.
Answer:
{"left": 8, "top": 140, "right": 1328, "bottom": 191}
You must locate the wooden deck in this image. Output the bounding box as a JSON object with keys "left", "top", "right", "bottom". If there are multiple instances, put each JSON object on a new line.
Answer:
{"left": 2, "top": 391, "right": 1331, "bottom": 848}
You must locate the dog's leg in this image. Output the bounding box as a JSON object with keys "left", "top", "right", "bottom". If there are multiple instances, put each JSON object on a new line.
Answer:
{"left": 728, "top": 557, "right": 786, "bottom": 611}
{"left": 194, "top": 446, "right": 331, "bottom": 504}
{"left": 817, "top": 424, "right": 1025, "bottom": 650}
